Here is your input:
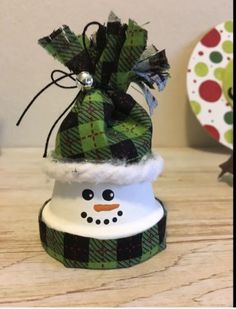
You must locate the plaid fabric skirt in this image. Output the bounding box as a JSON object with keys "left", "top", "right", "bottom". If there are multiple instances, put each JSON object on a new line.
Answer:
{"left": 39, "top": 199, "right": 167, "bottom": 269}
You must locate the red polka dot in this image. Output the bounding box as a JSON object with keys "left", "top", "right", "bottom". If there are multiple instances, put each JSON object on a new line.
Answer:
{"left": 199, "top": 80, "right": 222, "bottom": 102}
{"left": 198, "top": 51, "right": 204, "bottom": 56}
{"left": 201, "top": 28, "right": 221, "bottom": 47}
{"left": 208, "top": 109, "right": 212, "bottom": 113}
{"left": 203, "top": 125, "right": 220, "bottom": 141}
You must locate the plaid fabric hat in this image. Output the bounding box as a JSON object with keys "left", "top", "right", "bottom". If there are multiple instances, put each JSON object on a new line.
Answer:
{"left": 39, "top": 12, "right": 170, "bottom": 185}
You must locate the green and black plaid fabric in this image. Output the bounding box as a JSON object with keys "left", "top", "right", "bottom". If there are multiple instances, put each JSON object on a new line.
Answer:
{"left": 38, "top": 14, "right": 169, "bottom": 163}
{"left": 39, "top": 199, "right": 167, "bottom": 269}
{"left": 38, "top": 25, "right": 102, "bottom": 73}
{"left": 39, "top": 19, "right": 147, "bottom": 90}
{"left": 93, "top": 18, "right": 147, "bottom": 92}
{"left": 53, "top": 89, "right": 152, "bottom": 163}
{"left": 108, "top": 19, "right": 147, "bottom": 92}
{"left": 93, "top": 20, "right": 127, "bottom": 87}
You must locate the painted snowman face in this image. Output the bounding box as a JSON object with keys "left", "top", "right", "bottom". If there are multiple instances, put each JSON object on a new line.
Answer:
{"left": 44, "top": 181, "right": 164, "bottom": 239}
{"left": 80, "top": 188, "right": 123, "bottom": 225}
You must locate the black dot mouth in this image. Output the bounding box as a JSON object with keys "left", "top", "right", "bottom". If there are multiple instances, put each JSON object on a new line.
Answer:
{"left": 80, "top": 212, "right": 122, "bottom": 225}
{"left": 87, "top": 217, "right": 93, "bottom": 223}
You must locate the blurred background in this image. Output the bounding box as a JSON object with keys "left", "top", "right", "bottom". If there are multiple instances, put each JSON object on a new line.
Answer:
{"left": 0, "top": 0, "right": 233, "bottom": 148}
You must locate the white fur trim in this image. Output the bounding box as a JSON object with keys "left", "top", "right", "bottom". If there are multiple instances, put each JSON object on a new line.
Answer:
{"left": 43, "top": 154, "right": 164, "bottom": 185}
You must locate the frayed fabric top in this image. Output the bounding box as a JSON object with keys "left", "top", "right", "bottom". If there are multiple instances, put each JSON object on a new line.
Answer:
{"left": 36, "top": 12, "right": 170, "bottom": 175}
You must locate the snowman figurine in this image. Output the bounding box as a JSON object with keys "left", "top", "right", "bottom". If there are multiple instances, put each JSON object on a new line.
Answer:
{"left": 23, "top": 13, "right": 170, "bottom": 269}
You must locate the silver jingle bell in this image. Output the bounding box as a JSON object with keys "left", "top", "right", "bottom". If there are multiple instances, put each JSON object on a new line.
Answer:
{"left": 76, "top": 71, "right": 93, "bottom": 90}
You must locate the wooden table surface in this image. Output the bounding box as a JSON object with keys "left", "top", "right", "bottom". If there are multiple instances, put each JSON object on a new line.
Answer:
{"left": 0, "top": 147, "right": 233, "bottom": 307}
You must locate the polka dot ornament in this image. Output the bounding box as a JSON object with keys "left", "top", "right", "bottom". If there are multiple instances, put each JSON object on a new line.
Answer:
{"left": 187, "top": 20, "right": 233, "bottom": 149}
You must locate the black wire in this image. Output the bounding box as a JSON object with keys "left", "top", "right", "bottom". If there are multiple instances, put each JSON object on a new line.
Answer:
{"left": 50, "top": 70, "right": 77, "bottom": 89}
{"left": 82, "top": 21, "right": 103, "bottom": 73}
{"left": 43, "top": 92, "right": 80, "bottom": 157}
{"left": 16, "top": 70, "right": 76, "bottom": 126}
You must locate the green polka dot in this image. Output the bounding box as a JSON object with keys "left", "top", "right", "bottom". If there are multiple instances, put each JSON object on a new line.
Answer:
{"left": 224, "top": 129, "right": 233, "bottom": 144}
{"left": 190, "top": 100, "right": 201, "bottom": 115}
{"left": 214, "top": 67, "right": 224, "bottom": 80}
{"left": 222, "top": 40, "right": 233, "bottom": 54}
{"left": 224, "top": 20, "right": 233, "bottom": 33}
{"left": 210, "top": 51, "right": 223, "bottom": 63}
{"left": 224, "top": 111, "right": 233, "bottom": 125}
{"left": 194, "top": 62, "right": 208, "bottom": 77}
{"left": 223, "top": 60, "right": 233, "bottom": 107}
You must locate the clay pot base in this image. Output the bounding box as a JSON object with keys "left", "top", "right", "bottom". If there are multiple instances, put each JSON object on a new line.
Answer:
{"left": 39, "top": 199, "right": 167, "bottom": 269}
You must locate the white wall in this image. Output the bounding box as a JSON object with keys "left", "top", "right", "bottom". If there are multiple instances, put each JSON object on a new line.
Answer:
{"left": 0, "top": 0, "right": 233, "bottom": 147}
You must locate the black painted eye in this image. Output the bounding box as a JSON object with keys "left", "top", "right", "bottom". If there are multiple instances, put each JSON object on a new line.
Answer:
{"left": 102, "top": 189, "right": 114, "bottom": 201}
{"left": 82, "top": 189, "right": 94, "bottom": 200}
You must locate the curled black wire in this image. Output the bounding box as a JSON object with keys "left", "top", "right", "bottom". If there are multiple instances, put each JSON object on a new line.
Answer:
{"left": 16, "top": 69, "right": 83, "bottom": 157}
{"left": 16, "top": 70, "right": 79, "bottom": 126}
{"left": 81, "top": 21, "right": 103, "bottom": 73}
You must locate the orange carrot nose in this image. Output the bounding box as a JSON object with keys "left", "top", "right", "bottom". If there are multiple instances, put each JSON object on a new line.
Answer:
{"left": 93, "top": 204, "right": 120, "bottom": 212}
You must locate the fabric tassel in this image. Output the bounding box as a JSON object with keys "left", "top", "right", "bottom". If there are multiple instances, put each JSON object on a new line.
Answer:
{"left": 135, "top": 82, "right": 158, "bottom": 116}
{"left": 132, "top": 47, "right": 170, "bottom": 91}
